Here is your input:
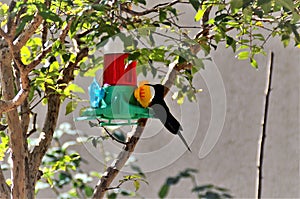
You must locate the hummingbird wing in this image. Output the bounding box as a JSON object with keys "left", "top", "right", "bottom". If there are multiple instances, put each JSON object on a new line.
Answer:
{"left": 151, "top": 102, "right": 168, "bottom": 125}
{"left": 151, "top": 100, "right": 191, "bottom": 152}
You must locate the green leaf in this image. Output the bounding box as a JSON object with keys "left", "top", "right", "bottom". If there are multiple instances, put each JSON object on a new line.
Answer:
{"left": 242, "top": 0, "right": 252, "bottom": 8}
{"left": 194, "top": 8, "right": 207, "bottom": 21}
{"left": 39, "top": 10, "right": 62, "bottom": 23}
{"left": 128, "top": 51, "right": 141, "bottom": 60}
{"left": 137, "top": 0, "right": 146, "bottom": 5}
{"left": 177, "top": 95, "right": 184, "bottom": 105}
{"left": 92, "top": 4, "right": 106, "bottom": 11}
{"left": 158, "top": 184, "right": 169, "bottom": 199}
{"left": 192, "top": 184, "right": 214, "bottom": 192}
{"left": 166, "top": 177, "right": 179, "bottom": 185}
{"left": 189, "top": 0, "right": 200, "bottom": 11}
{"left": 230, "top": 0, "right": 243, "bottom": 13}
{"left": 20, "top": 46, "right": 32, "bottom": 64}
{"left": 237, "top": 51, "right": 249, "bottom": 60}
{"left": 84, "top": 186, "right": 94, "bottom": 197}
{"left": 130, "top": 165, "right": 146, "bottom": 178}
{"left": 16, "top": 15, "right": 34, "bottom": 36}
{"left": 222, "top": 193, "right": 234, "bottom": 198}
{"left": 83, "top": 64, "right": 102, "bottom": 77}
{"left": 204, "top": 191, "right": 221, "bottom": 199}
{"left": 250, "top": 58, "right": 258, "bottom": 68}
{"left": 258, "top": 0, "right": 272, "bottom": 13}
{"left": 0, "top": 134, "right": 9, "bottom": 161}
{"left": 192, "top": 58, "right": 204, "bottom": 73}
{"left": 226, "top": 36, "right": 234, "bottom": 46}
{"left": 276, "top": 0, "right": 294, "bottom": 11}
{"left": 281, "top": 34, "right": 291, "bottom": 48}
{"left": 133, "top": 180, "right": 140, "bottom": 192}
{"left": 120, "top": 189, "right": 134, "bottom": 196}
{"left": 226, "top": 36, "right": 236, "bottom": 51}
{"left": 107, "top": 192, "right": 117, "bottom": 199}
{"left": 65, "top": 83, "right": 85, "bottom": 95}
{"left": 159, "top": 9, "right": 167, "bottom": 22}
{"left": 215, "top": 186, "right": 230, "bottom": 192}
{"left": 112, "top": 131, "right": 126, "bottom": 142}
{"left": 257, "top": 0, "right": 269, "bottom": 6}
{"left": 180, "top": 168, "right": 198, "bottom": 178}
{"left": 65, "top": 101, "right": 77, "bottom": 115}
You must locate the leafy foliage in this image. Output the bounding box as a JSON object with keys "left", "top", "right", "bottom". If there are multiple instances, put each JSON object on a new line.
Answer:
{"left": 37, "top": 123, "right": 95, "bottom": 198}
{"left": 158, "top": 168, "right": 233, "bottom": 199}
{"left": 0, "top": 131, "right": 9, "bottom": 161}
{"left": 36, "top": 122, "right": 148, "bottom": 198}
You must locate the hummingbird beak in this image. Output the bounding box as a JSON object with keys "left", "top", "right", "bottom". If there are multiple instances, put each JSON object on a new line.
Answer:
{"left": 144, "top": 84, "right": 153, "bottom": 87}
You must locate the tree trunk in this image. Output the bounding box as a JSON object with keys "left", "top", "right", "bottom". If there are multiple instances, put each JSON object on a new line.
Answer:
{"left": 0, "top": 40, "right": 28, "bottom": 198}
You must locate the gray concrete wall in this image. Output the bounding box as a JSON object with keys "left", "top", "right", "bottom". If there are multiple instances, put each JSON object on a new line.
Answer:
{"left": 38, "top": 38, "right": 299, "bottom": 198}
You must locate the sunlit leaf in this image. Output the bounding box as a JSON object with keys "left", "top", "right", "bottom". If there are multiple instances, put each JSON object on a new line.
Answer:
{"left": 237, "top": 51, "right": 249, "bottom": 60}
{"left": 65, "top": 84, "right": 85, "bottom": 95}
{"left": 250, "top": 58, "right": 258, "bottom": 68}
{"left": 177, "top": 96, "right": 184, "bottom": 105}
{"left": 133, "top": 180, "right": 140, "bottom": 192}
{"left": 65, "top": 101, "right": 78, "bottom": 115}
{"left": 195, "top": 8, "right": 207, "bottom": 21}
{"left": 20, "top": 46, "right": 31, "bottom": 64}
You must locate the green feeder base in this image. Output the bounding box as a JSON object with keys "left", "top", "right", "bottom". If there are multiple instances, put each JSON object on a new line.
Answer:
{"left": 75, "top": 85, "right": 153, "bottom": 126}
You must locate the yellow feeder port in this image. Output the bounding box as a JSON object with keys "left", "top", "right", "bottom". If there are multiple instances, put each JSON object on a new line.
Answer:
{"left": 134, "top": 81, "right": 152, "bottom": 108}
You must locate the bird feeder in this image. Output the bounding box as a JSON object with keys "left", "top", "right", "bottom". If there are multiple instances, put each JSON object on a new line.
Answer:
{"left": 76, "top": 53, "right": 153, "bottom": 126}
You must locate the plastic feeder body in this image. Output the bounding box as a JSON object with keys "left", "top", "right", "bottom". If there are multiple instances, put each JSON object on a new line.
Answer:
{"left": 103, "top": 53, "right": 137, "bottom": 86}
{"left": 76, "top": 53, "right": 154, "bottom": 126}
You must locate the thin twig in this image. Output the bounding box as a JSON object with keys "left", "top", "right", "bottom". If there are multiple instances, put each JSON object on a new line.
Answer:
{"left": 27, "top": 112, "right": 37, "bottom": 138}
{"left": 120, "top": 0, "right": 186, "bottom": 16}
{"left": 102, "top": 126, "right": 127, "bottom": 145}
{"left": 7, "top": 1, "right": 16, "bottom": 35}
{"left": 256, "top": 51, "right": 274, "bottom": 199}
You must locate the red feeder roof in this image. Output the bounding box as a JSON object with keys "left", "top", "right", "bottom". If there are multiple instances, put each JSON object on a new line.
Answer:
{"left": 103, "top": 53, "right": 137, "bottom": 86}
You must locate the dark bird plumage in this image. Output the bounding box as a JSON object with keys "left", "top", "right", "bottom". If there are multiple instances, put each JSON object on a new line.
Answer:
{"left": 145, "top": 84, "right": 191, "bottom": 152}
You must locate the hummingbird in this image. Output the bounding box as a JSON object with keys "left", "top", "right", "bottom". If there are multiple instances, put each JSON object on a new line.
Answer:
{"left": 145, "top": 84, "right": 191, "bottom": 152}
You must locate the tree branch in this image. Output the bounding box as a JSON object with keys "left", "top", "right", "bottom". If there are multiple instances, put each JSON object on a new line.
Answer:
{"left": 0, "top": 38, "right": 28, "bottom": 199}
{"left": 0, "top": 90, "right": 30, "bottom": 115}
{"left": 92, "top": 61, "right": 189, "bottom": 199}
{"left": 0, "top": 29, "right": 11, "bottom": 42}
{"left": 0, "top": 168, "right": 10, "bottom": 199}
{"left": 27, "top": 47, "right": 88, "bottom": 199}
{"left": 7, "top": 1, "right": 17, "bottom": 35}
{"left": 13, "top": 13, "right": 43, "bottom": 50}
{"left": 256, "top": 51, "right": 274, "bottom": 199}
{"left": 25, "top": 19, "right": 73, "bottom": 73}
{"left": 120, "top": 0, "right": 186, "bottom": 16}
{"left": 0, "top": 19, "right": 72, "bottom": 115}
